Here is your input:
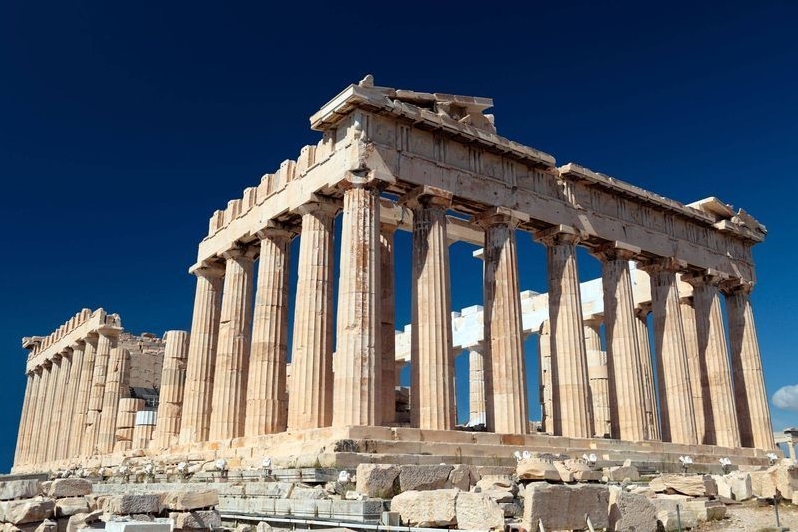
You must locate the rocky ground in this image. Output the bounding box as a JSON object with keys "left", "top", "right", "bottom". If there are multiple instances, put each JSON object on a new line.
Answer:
{"left": 696, "top": 500, "right": 798, "bottom": 531}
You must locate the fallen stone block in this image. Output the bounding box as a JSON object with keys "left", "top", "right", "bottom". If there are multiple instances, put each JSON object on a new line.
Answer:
{"left": 242, "top": 483, "right": 292, "bottom": 499}
{"left": 552, "top": 461, "right": 573, "bottom": 482}
{"left": 288, "top": 487, "right": 326, "bottom": 500}
{"left": 498, "top": 500, "right": 522, "bottom": 518}
{"left": 475, "top": 475, "right": 515, "bottom": 493}
{"left": 446, "top": 465, "right": 474, "bottom": 492}
{"left": 0, "top": 480, "right": 41, "bottom": 501}
{"left": 355, "top": 464, "right": 400, "bottom": 498}
{"left": 650, "top": 495, "right": 698, "bottom": 531}
{"left": 105, "top": 521, "right": 171, "bottom": 532}
{"left": 725, "top": 471, "right": 753, "bottom": 501}
{"left": 2, "top": 497, "right": 56, "bottom": 525}
{"left": 168, "top": 510, "right": 222, "bottom": 529}
{"left": 455, "top": 492, "right": 504, "bottom": 531}
{"left": 47, "top": 480, "right": 91, "bottom": 499}
{"left": 649, "top": 474, "right": 717, "bottom": 497}
{"left": 521, "top": 482, "right": 609, "bottom": 530}
{"left": 105, "top": 494, "right": 161, "bottom": 515}
{"left": 560, "top": 460, "right": 602, "bottom": 482}
{"left": 33, "top": 520, "right": 56, "bottom": 532}
{"left": 516, "top": 459, "right": 560, "bottom": 482}
{"left": 65, "top": 510, "right": 104, "bottom": 532}
{"left": 608, "top": 487, "right": 657, "bottom": 532}
{"left": 683, "top": 499, "right": 726, "bottom": 521}
{"left": 390, "top": 489, "right": 457, "bottom": 527}
{"left": 55, "top": 498, "right": 89, "bottom": 518}
{"left": 0, "top": 522, "right": 40, "bottom": 532}
{"left": 605, "top": 465, "right": 640, "bottom": 482}
{"left": 399, "top": 465, "right": 453, "bottom": 492}
{"left": 161, "top": 490, "right": 218, "bottom": 511}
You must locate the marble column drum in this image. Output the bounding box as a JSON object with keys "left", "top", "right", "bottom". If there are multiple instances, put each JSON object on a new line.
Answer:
{"left": 14, "top": 372, "right": 34, "bottom": 465}
{"left": 179, "top": 265, "right": 224, "bottom": 444}
{"left": 584, "top": 320, "right": 610, "bottom": 438}
{"left": 97, "top": 347, "right": 130, "bottom": 454}
{"left": 539, "top": 321, "right": 553, "bottom": 434}
{"left": 334, "top": 179, "right": 382, "bottom": 427}
{"left": 724, "top": 281, "right": 775, "bottom": 450}
{"left": 380, "top": 223, "right": 397, "bottom": 425}
{"left": 49, "top": 350, "right": 72, "bottom": 460}
{"left": 680, "top": 297, "right": 707, "bottom": 444}
{"left": 245, "top": 226, "right": 293, "bottom": 436}
{"left": 598, "top": 247, "right": 648, "bottom": 442}
{"left": 644, "top": 260, "right": 697, "bottom": 445}
{"left": 154, "top": 330, "right": 190, "bottom": 447}
{"left": 72, "top": 334, "right": 97, "bottom": 457}
{"left": 635, "top": 306, "right": 660, "bottom": 441}
{"left": 288, "top": 201, "right": 337, "bottom": 430}
{"left": 84, "top": 329, "right": 118, "bottom": 455}
{"left": 32, "top": 361, "right": 53, "bottom": 463}
{"left": 209, "top": 247, "right": 256, "bottom": 441}
{"left": 60, "top": 341, "right": 85, "bottom": 460}
{"left": 42, "top": 356, "right": 63, "bottom": 462}
{"left": 479, "top": 209, "right": 528, "bottom": 434}
{"left": 468, "top": 342, "right": 487, "bottom": 426}
{"left": 407, "top": 188, "right": 456, "bottom": 430}
{"left": 537, "top": 226, "right": 592, "bottom": 438}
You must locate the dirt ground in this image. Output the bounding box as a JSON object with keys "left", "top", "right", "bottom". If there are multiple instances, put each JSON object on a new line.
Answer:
{"left": 696, "top": 500, "right": 798, "bottom": 531}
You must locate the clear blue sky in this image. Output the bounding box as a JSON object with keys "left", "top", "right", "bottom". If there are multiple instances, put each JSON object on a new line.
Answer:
{"left": 2, "top": 2, "right": 797, "bottom": 471}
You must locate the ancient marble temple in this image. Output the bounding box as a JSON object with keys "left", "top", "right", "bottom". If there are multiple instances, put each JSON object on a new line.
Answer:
{"left": 14, "top": 77, "right": 775, "bottom": 472}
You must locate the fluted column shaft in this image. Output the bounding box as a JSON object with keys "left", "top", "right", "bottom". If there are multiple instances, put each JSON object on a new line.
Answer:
{"left": 538, "top": 227, "right": 592, "bottom": 438}
{"left": 97, "top": 347, "right": 130, "bottom": 453}
{"left": 599, "top": 249, "right": 647, "bottom": 441}
{"left": 480, "top": 211, "right": 528, "bottom": 434}
{"left": 179, "top": 266, "right": 223, "bottom": 444}
{"left": 72, "top": 335, "right": 97, "bottom": 457}
{"left": 584, "top": 321, "right": 610, "bottom": 438}
{"left": 209, "top": 247, "right": 256, "bottom": 440}
{"left": 334, "top": 180, "right": 382, "bottom": 427}
{"left": 408, "top": 190, "right": 455, "bottom": 430}
{"left": 32, "top": 361, "right": 54, "bottom": 463}
{"left": 61, "top": 342, "right": 85, "bottom": 460}
{"left": 288, "top": 202, "right": 337, "bottom": 430}
{"left": 645, "top": 261, "right": 697, "bottom": 445}
{"left": 154, "top": 331, "right": 190, "bottom": 447}
{"left": 380, "top": 224, "right": 397, "bottom": 425}
{"left": 680, "top": 297, "right": 707, "bottom": 443}
{"left": 49, "top": 351, "right": 72, "bottom": 460}
{"left": 539, "top": 321, "right": 553, "bottom": 433}
{"left": 635, "top": 307, "right": 660, "bottom": 440}
{"left": 43, "top": 356, "right": 65, "bottom": 462}
{"left": 725, "top": 283, "right": 775, "bottom": 450}
{"left": 14, "top": 372, "right": 35, "bottom": 465}
{"left": 246, "top": 226, "right": 293, "bottom": 436}
{"left": 467, "top": 343, "right": 486, "bottom": 426}
{"left": 84, "top": 329, "right": 118, "bottom": 455}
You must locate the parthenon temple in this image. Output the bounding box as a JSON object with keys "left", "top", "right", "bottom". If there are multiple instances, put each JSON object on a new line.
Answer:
{"left": 13, "top": 77, "right": 776, "bottom": 474}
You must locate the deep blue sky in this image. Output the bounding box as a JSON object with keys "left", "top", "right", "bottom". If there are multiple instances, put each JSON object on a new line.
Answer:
{"left": 2, "top": 2, "right": 797, "bottom": 471}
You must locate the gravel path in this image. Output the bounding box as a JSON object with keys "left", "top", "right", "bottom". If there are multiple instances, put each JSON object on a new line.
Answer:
{"left": 696, "top": 501, "right": 798, "bottom": 531}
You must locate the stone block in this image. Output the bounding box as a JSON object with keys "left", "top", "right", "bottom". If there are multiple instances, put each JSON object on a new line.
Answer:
{"left": 329, "top": 500, "right": 384, "bottom": 522}
{"left": 65, "top": 510, "right": 103, "bottom": 532}
{"left": 243, "top": 483, "right": 293, "bottom": 498}
{"left": 498, "top": 500, "right": 522, "bottom": 518}
{"left": 2, "top": 498, "right": 56, "bottom": 525}
{"left": 288, "top": 499, "right": 317, "bottom": 518}
{"left": 650, "top": 495, "right": 697, "bottom": 531}
{"left": 0, "top": 480, "right": 41, "bottom": 501}
{"left": 608, "top": 487, "right": 657, "bottom": 532}
{"left": 47, "top": 480, "right": 91, "bottom": 499}
{"left": 605, "top": 465, "right": 640, "bottom": 482}
{"left": 446, "top": 465, "right": 474, "bottom": 492}
{"left": 33, "top": 519, "right": 56, "bottom": 532}
{"left": 106, "top": 494, "right": 161, "bottom": 515}
{"left": 683, "top": 499, "right": 726, "bottom": 521}
{"left": 552, "top": 461, "right": 573, "bottom": 482}
{"left": 54, "top": 498, "right": 89, "bottom": 518}
{"left": 516, "top": 459, "right": 560, "bottom": 482}
{"left": 355, "top": 464, "right": 400, "bottom": 498}
{"left": 0, "top": 522, "right": 40, "bottom": 532}
{"left": 161, "top": 490, "right": 218, "bottom": 511}
{"left": 475, "top": 475, "right": 514, "bottom": 492}
{"left": 390, "top": 489, "right": 457, "bottom": 527}
{"left": 521, "top": 483, "right": 609, "bottom": 531}
{"left": 288, "top": 487, "right": 325, "bottom": 500}
{"left": 478, "top": 489, "right": 515, "bottom": 503}
{"left": 168, "top": 510, "right": 221, "bottom": 529}
{"left": 454, "top": 492, "right": 504, "bottom": 531}
{"left": 105, "top": 522, "right": 171, "bottom": 532}
{"left": 712, "top": 475, "right": 732, "bottom": 499}
{"left": 399, "top": 465, "right": 453, "bottom": 492}
{"left": 649, "top": 474, "right": 716, "bottom": 497}
{"left": 725, "top": 471, "right": 753, "bottom": 501}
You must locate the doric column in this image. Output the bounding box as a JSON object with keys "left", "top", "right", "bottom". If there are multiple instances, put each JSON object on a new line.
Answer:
{"left": 14, "top": 372, "right": 35, "bottom": 466}
{"left": 97, "top": 347, "right": 130, "bottom": 454}
{"left": 24, "top": 367, "right": 44, "bottom": 464}
{"left": 685, "top": 274, "right": 742, "bottom": 448}
{"left": 635, "top": 305, "right": 660, "bottom": 440}
{"left": 467, "top": 342, "right": 487, "bottom": 427}
{"left": 179, "top": 265, "right": 224, "bottom": 444}
{"left": 245, "top": 225, "right": 293, "bottom": 436}
{"left": 478, "top": 208, "right": 528, "bottom": 434}
{"left": 724, "top": 280, "right": 775, "bottom": 450}
{"left": 209, "top": 246, "right": 256, "bottom": 441}
{"left": 49, "top": 350, "right": 72, "bottom": 460}
{"left": 72, "top": 334, "right": 97, "bottom": 457}
{"left": 29, "top": 363, "right": 50, "bottom": 464}
{"left": 288, "top": 201, "right": 338, "bottom": 430}
{"left": 84, "top": 327, "right": 120, "bottom": 455}
{"left": 380, "top": 223, "right": 397, "bottom": 425}
{"left": 536, "top": 225, "right": 592, "bottom": 438}
{"left": 403, "top": 186, "right": 456, "bottom": 430}
{"left": 154, "top": 331, "right": 190, "bottom": 447}
{"left": 43, "top": 355, "right": 65, "bottom": 462}
{"left": 641, "top": 259, "right": 697, "bottom": 445}
{"left": 596, "top": 245, "right": 648, "bottom": 441}
{"left": 60, "top": 341, "right": 85, "bottom": 460}
{"left": 584, "top": 320, "right": 610, "bottom": 438}
{"left": 539, "top": 321, "right": 553, "bottom": 434}
{"left": 679, "top": 296, "right": 707, "bottom": 443}
{"left": 333, "top": 177, "right": 382, "bottom": 427}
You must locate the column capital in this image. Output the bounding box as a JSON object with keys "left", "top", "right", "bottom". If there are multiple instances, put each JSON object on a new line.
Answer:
{"left": 720, "top": 278, "right": 755, "bottom": 295}
{"left": 221, "top": 245, "right": 258, "bottom": 262}
{"left": 534, "top": 224, "right": 581, "bottom": 246}
{"left": 635, "top": 302, "right": 652, "bottom": 318}
{"left": 339, "top": 172, "right": 386, "bottom": 191}
{"left": 70, "top": 339, "right": 85, "bottom": 350}
{"left": 474, "top": 207, "right": 530, "bottom": 229}
{"left": 591, "top": 241, "right": 641, "bottom": 262}
{"left": 463, "top": 340, "right": 486, "bottom": 353}
{"left": 255, "top": 220, "right": 297, "bottom": 242}
{"left": 636, "top": 256, "right": 689, "bottom": 274}
{"left": 379, "top": 221, "right": 399, "bottom": 236}
{"left": 399, "top": 185, "right": 453, "bottom": 210}
{"left": 189, "top": 261, "right": 225, "bottom": 278}
{"left": 295, "top": 198, "right": 341, "bottom": 218}
{"left": 97, "top": 324, "right": 122, "bottom": 338}
{"left": 682, "top": 268, "right": 730, "bottom": 288}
